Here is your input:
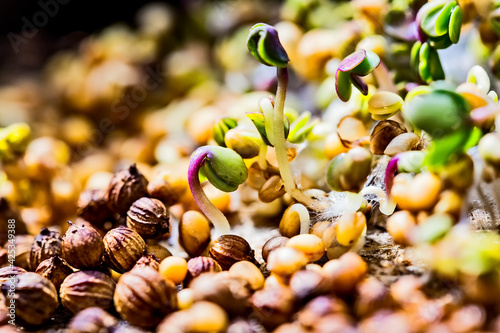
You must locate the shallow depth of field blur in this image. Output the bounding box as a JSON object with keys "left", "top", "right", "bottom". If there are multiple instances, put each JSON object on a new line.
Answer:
{"left": 3, "top": 0, "right": 500, "bottom": 332}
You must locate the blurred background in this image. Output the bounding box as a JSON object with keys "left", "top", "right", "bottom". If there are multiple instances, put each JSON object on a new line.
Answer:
{"left": 0, "top": 0, "right": 280, "bottom": 76}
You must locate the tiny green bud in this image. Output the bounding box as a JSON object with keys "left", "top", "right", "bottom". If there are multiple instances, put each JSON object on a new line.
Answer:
{"left": 335, "top": 50, "right": 380, "bottom": 102}
{"left": 199, "top": 146, "right": 248, "bottom": 192}
{"left": 247, "top": 97, "right": 290, "bottom": 147}
{"left": 417, "top": 0, "right": 462, "bottom": 47}
{"left": 247, "top": 23, "right": 290, "bottom": 68}
{"left": 288, "top": 111, "right": 318, "bottom": 144}
{"left": 213, "top": 118, "right": 238, "bottom": 147}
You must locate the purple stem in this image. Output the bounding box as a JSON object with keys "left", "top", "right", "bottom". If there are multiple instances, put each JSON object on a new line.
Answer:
{"left": 188, "top": 146, "right": 231, "bottom": 236}
{"left": 385, "top": 154, "right": 401, "bottom": 197}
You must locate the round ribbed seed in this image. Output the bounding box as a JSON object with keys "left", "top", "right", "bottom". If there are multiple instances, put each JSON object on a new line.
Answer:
{"left": 1, "top": 272, "right": 58, "bottom": 326}
{"left": 60, "top": 270, "right": 116, "bottom": 314}
{"left": 114, "top": 266, "right": 177, "bottom": 328}
{"left": 126, "top": 197, "right": 170, "bottom": 239}
{"left": 103, "top": 226, "right": 146, "bottom": 273}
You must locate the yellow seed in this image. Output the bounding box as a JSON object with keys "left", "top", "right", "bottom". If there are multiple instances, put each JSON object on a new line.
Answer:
{"left": 188, "top": 301, "right": 228, "bottom": 333}
{"left": 456, "top": 82, "right": 489, "bottom": 110}
{"left": 177, "top": 288, "right": 195, "bottom": 310}
{"left": 368, "top": 91, "right": 403, "bottom": 116}
{"left": 179, "top": 210, "right": 211, "bottom": 257}
{"left": 305, "top": 263, "right": 323, "bottom": 273}
{"left": 335, "top": 212, "right": 367, "bottom": 248}
{"left": 279, "top": 205, "right": 301, "bottom": 238}
{"left": 386, "top": 210, "right": 416, "bottom": 246}
{"left": 159, "top": 256, "right": 188, "bottom": 285}
{"left": 229, "top": 261, "right": 265, "bottom": 291}
{"left": 323, "top": 253, "right": 367, "bottom": 295}
{"left": 264, "top": 273, "right": 287, "bottom": 288}
{"left": 433, "top": 190, "right": 463, "bottom": 219}
{"left": 310, "top": 221, "right": 332, "bottom": 239}
{"left": 325, "top": 132, "right": 349, "bottom": 159}
{"left": 224, "top": 128, "right": 261, "bottom": 159}
{"left": 186, "top": 106, "right": 221, "bottom": 145}
{"left": 267, "top": 247, "right": 308, "bottom": 278}
{"left": 337, "top": 116, "right": 367, "bottom": 144}
{"left": 384, "top": 133, "right": 421, "bottom": 157}
{"left": 286, "top": 234, "right": 325, "bottom": 262}
{"left": 258, "top": 175, "right": 286, "bottom": 203}
{"left": 391, "top": 172, "right": 441, "bottom": 211}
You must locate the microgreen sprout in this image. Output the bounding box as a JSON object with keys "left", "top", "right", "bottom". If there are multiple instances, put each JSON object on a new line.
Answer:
{"left": 247, "top": 23, "right": 317, "bottom": 208}
{"left": 188, "top": 146, "right": 248, "bottom": 237}
{"left": 335, "top": 49, "right": 381, "bottom": 102}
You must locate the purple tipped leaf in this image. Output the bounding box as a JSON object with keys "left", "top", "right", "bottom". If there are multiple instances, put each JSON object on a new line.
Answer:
{"left": 338, "top": 50, "right": 367, "bottom": 72}
{"left": 351, "top": 51, "right": 381, "bottom": 76}
{"left": 335, "top": 69, "right": 352, "bottom": 102}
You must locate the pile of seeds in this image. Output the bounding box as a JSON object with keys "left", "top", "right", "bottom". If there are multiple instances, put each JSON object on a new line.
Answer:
{"left": 2, "top": 0, "right": 500, "bottom": 332}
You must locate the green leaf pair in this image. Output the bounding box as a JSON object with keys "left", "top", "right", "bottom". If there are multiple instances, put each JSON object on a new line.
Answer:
{"left": 417, "top": 0, "right": 462, "bottom": 48}
{"left": 247, "top": 23, "right": 290, "bottom": 68}
{"left": 335, "top": 50, "right": 381, "bottom": 102}
{"left": 288, "top": 111, "right": 318, "bottom": 144}
{"left": 247, "top": 98, "right": 290, "bottom": 147}
{"left": 213, "top": 117, "right": 238, "bottom": 147}
{"left": 200, "top": 146, "right": 248, "bottom": 192}
{"left": 411, "top": 41, "right": 445, "bottom": 83}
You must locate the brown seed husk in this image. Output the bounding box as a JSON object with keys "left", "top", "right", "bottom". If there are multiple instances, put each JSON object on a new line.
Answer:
{"left": 103, "top": 226, "right": 146, "bottom": 273}
{"left": 60, "top": 270, "right": 116, "bottom": 314}
{"left": 1, "top": 272, "right": 58, "bottom": 326}
{"left": 28, "top": 228, "right": 63, "bottom": 271}
{"left": 106, "top": 164, "right": 149, "bottom": 215}
{"left": 114, "top": 266, "right": 177, "bottom": 328}
{"left": 62, "top": 223, "right": 104, "bottom": 269}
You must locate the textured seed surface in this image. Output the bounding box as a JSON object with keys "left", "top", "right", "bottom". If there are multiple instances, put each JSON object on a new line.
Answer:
{"left": 60, "top": 270, "right": 116, "bottom": 314}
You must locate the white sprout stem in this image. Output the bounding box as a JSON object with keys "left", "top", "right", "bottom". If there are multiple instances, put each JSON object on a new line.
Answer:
{"left": 274, "top": 68, "right": 317, "bottom": 208}
{"left": 188, "top": 148, "right": 231, "bottom": 238}
{"left": 344, "top": 192, "right": 364, "bottom": 213}
{"left": 288, "top": 203, "right": 310, "bottom": 234}
{"left": 361, "top": 186, "right": 396, "bottom": 215}
{"left": 260, "top": 97, "right": 275, "bottom": 146}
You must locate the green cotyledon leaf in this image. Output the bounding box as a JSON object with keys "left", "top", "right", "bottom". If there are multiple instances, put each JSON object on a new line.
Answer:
{"left": 202, "top": 146, "right": 248, "bottom": 192}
